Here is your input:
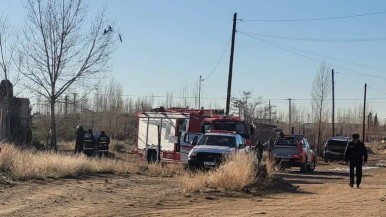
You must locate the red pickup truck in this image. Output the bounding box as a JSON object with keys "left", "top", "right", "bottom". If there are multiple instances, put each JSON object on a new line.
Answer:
{"left": 270, "top": 135, "right": 316, "bottom": 172}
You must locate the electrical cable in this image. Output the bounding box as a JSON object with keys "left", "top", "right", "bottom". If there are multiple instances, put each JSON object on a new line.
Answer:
{"left": 240, "top": 10, "right": 386, "bottom": 22}
{"left": 239, "top": 32, "right": 386, "bottom": 78}
{"left": 238, "top": 31, "right": 386, "bottom": 42}
{"left": 205, "top": 34, "right": 232, "bottom": 80}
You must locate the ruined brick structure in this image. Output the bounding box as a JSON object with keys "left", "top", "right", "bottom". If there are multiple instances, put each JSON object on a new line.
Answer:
{"left": 0, "top": 80, "right": 30, "bottom": 143}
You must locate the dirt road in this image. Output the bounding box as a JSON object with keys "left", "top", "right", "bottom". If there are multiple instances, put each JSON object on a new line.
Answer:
{"left": 1, "top": 158, "right": 386, "bottom": 217}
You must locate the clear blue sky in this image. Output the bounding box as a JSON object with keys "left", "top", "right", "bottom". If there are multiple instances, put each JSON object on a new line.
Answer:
{"left": 3, "top": 0, "right": 386, "bottom": 121}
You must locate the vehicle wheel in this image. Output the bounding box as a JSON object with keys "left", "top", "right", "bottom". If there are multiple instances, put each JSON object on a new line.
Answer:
{"left": 147, "top": 152, "right": 157, "bottom": 164}
{"left": 300, "top": 158, "right": 307, "bottom": 173}
{"left": 307, "top": 159, "right": 316, "bottom": 172}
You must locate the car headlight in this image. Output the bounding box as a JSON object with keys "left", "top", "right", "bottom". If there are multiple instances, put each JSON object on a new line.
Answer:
{"left": 188, "top": 150, "right": 197, "bottom": 158}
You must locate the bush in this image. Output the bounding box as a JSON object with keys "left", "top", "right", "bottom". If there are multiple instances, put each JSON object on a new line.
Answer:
{"left": 110, "top": 140, "right": 130, "bottom": 153}
{"left": 31, "top": 140, "right": 46, "bottom": 150}
{"left": 180, "top": 153, "right": 257, "bottom": 192}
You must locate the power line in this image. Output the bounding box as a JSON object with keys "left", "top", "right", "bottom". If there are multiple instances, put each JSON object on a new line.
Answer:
{"left": 239, "top": 32, "right": 386, "bottom": 76}
{"left": 335, "top": 71, "right": 386, "bottom": 81}
{"left": 238, "top": 31, "right": 386, "bottom": 42}
{"left": 239, "top": 10, "right": 386, "bottom": 22}
{"left": 205, "top": 34, "right": 232, "bottom": 80}
{"left": 368, "top": 86, "right": 386, "bottom": 96}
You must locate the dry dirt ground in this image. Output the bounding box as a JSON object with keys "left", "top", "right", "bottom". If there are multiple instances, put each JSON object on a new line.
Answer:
{"left": 1, "top": 155, "right": 386, "bottom": 217}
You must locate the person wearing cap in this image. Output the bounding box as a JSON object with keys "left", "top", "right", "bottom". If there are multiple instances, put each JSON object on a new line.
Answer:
{"left": 345, "top": 133, "right": 368, "bottom": 188}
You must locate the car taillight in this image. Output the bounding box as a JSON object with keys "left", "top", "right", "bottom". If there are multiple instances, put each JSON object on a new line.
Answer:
{"left": 297, "top": 143, "right": 303, "bottom": 154}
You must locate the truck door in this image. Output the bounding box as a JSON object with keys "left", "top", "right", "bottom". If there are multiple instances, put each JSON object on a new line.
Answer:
{"left": 180, "top": 132, "right": 203, "bottom": 164}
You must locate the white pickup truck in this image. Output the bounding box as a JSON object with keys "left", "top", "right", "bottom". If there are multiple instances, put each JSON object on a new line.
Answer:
{"left": 187, "top": 131, "right": 249, "bottom": 169}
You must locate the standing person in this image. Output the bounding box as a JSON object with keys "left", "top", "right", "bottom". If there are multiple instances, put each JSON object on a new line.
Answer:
{"left": 97, "top": 131, "right": 110, "bottom": 157}
{"left": 345, "top": 133, "right": 368, "bottom": 188}
{"left": 75, "top": 125, "right": 85, "bottom": 154}
{"left": 255, "top": 140, "right": 264, "bottom": 165}
{"left": 83, "top": 129, "right": 96, "bottom": 157}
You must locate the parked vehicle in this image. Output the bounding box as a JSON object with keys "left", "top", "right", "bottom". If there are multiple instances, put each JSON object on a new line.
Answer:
{"left": 135, "top": 108, "right": 253, "bottom": 165}
{"left": 270, "top": 135, "right": 316, "bottom": 172}
{"left": 323, "top": 137, "right": 351, "bottom": 163}
{"left": 188, "top": 131, "right": 249, "bottom": 169}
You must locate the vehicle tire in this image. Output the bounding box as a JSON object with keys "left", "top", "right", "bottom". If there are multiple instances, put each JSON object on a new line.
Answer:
{"left": 307, "top": 159, "right": 316, "bottom": 172}
{"left": 300, "top": 158, "right": 307, "bottom": 173}
{"left": 147, "top": 152, "right": 157, "bottom": 164}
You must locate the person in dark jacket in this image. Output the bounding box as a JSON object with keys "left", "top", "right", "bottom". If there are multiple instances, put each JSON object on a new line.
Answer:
{"left": 83, "top": 129, "right": 96, "bottom": 157}
{"left": 345, "top": 133, "right": 368, "bottom": 188}
{"left": 255, "top": 140, "right": 264, "bottom": 164}
{"left": 97, "top": 131, "right": 110, "bottom": 157}
{"left": 75, "top": 125, "right": 85, "bottom": 154}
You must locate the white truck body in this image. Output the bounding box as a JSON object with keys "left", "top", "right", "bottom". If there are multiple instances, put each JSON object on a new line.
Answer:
{"left": 137, "top": 112, "right": 201, "bottom": 164}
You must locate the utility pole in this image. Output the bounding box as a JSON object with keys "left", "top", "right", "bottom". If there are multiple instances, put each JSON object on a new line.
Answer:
{"left": 269, "top": 100, "right": 272, "bottom": 125}
{"left": 65, "top": 95, "right": 68, "bottom": 134}
{"left": 225, "top": 12, "right": 237, "bottom": 115}
{"left": 65, "top": 95, "right": 68, "bottom": 117}
{"left": 332, "top": 69, "right": 335, "bottom": 137}
{"left": 288, "top": 98, "right": 292, "bottom": 134}
{"left": 363, "top": 83, "right": 367, "bottom": 141}
{"left": 96, "top": 87, "right": 99, "bottom": 113}
{"left": 198, "top": 75, "right": 204, "bottom": 109}
{"left": 73, "top": 93, "right": 76, "bottom": 114}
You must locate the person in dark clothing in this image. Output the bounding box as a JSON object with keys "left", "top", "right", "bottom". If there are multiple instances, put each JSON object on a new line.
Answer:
{"left": 83, "top": 129, "right": 96, "bottom": 157}
{"left": 345, "top": 133, "right": 368, "bottom": 188}
{"left": 97, "top": 131, "right": 110, "bottom": 157}
{"left": 75, "top": 125, "right": 85, "bottom": 154}
{"left": 255, "top": 140, "right": 264, "bottom": 164}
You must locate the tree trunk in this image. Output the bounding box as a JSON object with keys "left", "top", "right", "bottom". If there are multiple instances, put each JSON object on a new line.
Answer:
{"left": 317, "top": 107, "right": 322, "bottom": 156}
{"left": 50, "top": 97, "right": 57, "bottom": 151}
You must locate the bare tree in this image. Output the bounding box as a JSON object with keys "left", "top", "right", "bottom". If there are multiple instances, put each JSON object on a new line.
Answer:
{"left": 0, "top": 16, "right": 12, "bottom": 81}
{"left": 17, "top": 0, "right": 114, "bottom": 150}
{"left": 311, "top": 61, "right": 332, "bottom": 154}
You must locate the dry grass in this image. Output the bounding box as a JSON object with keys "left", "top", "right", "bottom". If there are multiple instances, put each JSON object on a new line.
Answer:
{"left": 0, "top": 143, "right": 140, "bottom": 180}
{"left": 58, "top": 141, "right": 74, "bottom": 151}
{"left": 264, "top": 155, "right": 276, "bottom": 181}
{"left": 110, "top": 140, "right": 133, "bottom": 153}
{"left": 147, "top": 163, "right": 184, "bottom": 177}
{"left": 180, "top": 153, "right": 257, "bottom": 192}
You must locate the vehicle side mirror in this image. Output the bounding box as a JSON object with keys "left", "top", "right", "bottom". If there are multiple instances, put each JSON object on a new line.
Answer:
{"left": 250, "top": 126, "right": 254, "bottom": 135}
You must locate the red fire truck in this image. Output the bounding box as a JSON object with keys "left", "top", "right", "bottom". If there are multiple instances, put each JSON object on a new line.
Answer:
{"left": 135, "top": 107, "right": 254, "bottom": 164}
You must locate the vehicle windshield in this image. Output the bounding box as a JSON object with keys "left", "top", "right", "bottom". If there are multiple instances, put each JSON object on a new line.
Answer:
{"left": 274, "top": 137, "right": 302, "bottom": 146}
{"left": 197, "top": 135, "right": 236, "bottom": 147}
{"left": 212, "top": 121, "right": 249, "bottom": 139}
{"left": 327, "top": 140, "right": 348, "bottom": 147}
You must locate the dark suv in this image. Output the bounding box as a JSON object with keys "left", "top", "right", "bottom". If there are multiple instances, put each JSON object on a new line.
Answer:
{"left": 323, "top": 137, "right": 351, "bottom": 162}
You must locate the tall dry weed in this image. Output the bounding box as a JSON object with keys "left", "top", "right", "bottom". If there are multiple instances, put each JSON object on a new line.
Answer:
{"left": 180, "top": 153, "right": 257, "bottom": 192}
{"left": 264, "top": 155, "right": 276, "bottom": 181}
{"left": 0, "top": 143, "right": 139, "bottom": 179}
{"left": 147, "top": 163, "right": 184, "bottom": 177}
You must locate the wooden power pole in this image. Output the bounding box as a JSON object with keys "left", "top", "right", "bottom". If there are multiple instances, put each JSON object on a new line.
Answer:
{"left": 288, "top": 98, "right": 292, "bottom": 134}
{"left": 332, "top": 69, "right": 335, "bottom": 137}
{"left": 363, "top": 83, "right": 367, "bottom": 141}
{"left": 225, "top": 12, "right": 237, "bottom": 115}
